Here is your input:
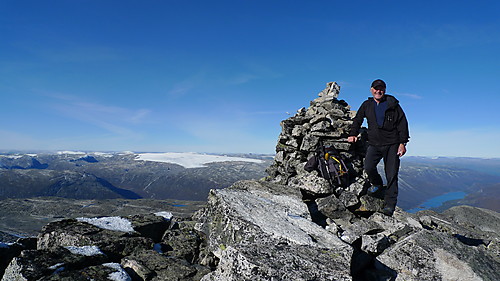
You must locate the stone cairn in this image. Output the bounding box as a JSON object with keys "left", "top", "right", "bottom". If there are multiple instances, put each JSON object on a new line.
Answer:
{"left": 266, "top": 82, "right": 378, "bottom": 216}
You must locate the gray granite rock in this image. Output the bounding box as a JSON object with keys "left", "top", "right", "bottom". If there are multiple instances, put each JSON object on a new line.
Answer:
{"left": 317, "top": 194, "right": 354, "bottom": 222}
{"left": 200, "top": 239, "right": 352, "bottom": 281}
{"left": 0, "top": 243, "right": 24, "bottom": 279}
{"left": 121, "top": 249, "right": 209, "bottom": 281}
{"left": 339, "top": 190, "right": 360, "bottom": 208}
{"left": 161, "top": 219, "right": 202, "bottom": 264}
{"left": 288, "top": 173, "right": 333, "bottom": 195}
{"left": 37, "top": 219, "right": 153, "bottom": 261}
{"left": 340, "top": 218, "right": 383, "bottom": 244}
{"left": 1, "top": 247, "right": 109, "bottom": 281}
{"left": 194, "top": 184, "right": 353, "bottom": 280}
{"left": 377, "top": 230, "right": 500, "bottom": 281}
{"left": 414, "top": 206, "right": 500, "bottom": 264}
{"left": 345, "top": 179, "right": 367, "bottom": 197}
{"left": 356, "top": 195, "right": 385, "bottom": 213}
{"left": 361, "top": 233, "right": 391, "bottom": 254}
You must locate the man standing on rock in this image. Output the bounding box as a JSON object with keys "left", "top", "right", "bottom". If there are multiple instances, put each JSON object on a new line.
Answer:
{"left": 347, "top": 79, "right": 410, "bottom": 216}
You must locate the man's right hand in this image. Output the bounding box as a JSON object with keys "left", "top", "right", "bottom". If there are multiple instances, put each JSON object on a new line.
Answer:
{"left": 347, "top": 136, "right": 358, "bottom": 143}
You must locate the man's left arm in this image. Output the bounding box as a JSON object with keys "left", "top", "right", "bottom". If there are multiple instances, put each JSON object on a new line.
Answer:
{"left": 397, "top": 105, "right": 410, "bottom": 157}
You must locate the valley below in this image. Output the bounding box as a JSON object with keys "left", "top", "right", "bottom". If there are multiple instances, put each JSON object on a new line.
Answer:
{"left": 0, "top": 152, "right": 499, "bottom": 242}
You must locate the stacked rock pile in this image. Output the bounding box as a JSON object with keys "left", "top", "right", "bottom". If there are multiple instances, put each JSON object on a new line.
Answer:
{"left": 266, "top": 82, "right": 379, "bottom": 214}
{"left": 267, "top": 82, "right": 360, "bottom": 182}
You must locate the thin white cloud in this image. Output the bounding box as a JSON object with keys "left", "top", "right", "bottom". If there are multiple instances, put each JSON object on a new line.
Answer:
{"left": 168, "top": 84, "right": 195, "bottom": 97}
{"left": 164, "top": 111, "right": 275, "bottom": 153}
{"left": 167, "top": 72, "right": 206, "bottom": 97}
{"left": 225, "top": 73, "right": 258, "bottom": 85}
{"left": 394, "top": 92, "right": 423, "bottom": 99}
{"left": 167, "top": 63, "right": 279, "bottom": 97}
{"left": 45, "top": 93, "right": 151, "bottom": 137}
{"left": 66, "top": 101, "right": 151, "bottom": 124}
{"left": 129, "top": 109, "right": 151, "bottom": 124}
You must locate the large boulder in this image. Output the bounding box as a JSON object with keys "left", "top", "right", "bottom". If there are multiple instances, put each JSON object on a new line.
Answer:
{"left": 1, "top": 247, "right": 109, "bottom": 281}
{"left": 37, "top": 219, "right": 154, "bottom": 260}
{"left": 1, "top": 213, "right": 210, "bottom": 281}
{"left": 377, "top": 230, "right": 500, "bottom": 281}
{"left": 121, "top": 249, "right": 210, "bottom": 281}
{"left": 194, "top": 180, "right": 353, "bottom": 280}
{"left": 0, "top": 242, "right": 24, "bottom": 279}
{"left": 414, "top": 206, "right": 500, "bottom": 265}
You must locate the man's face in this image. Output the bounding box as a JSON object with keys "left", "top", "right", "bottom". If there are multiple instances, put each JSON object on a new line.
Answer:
{"left": 371, "top": 86, "right": 386, "bottom": 101}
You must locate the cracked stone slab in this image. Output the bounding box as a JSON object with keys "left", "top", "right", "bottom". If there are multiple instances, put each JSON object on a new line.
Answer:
{"left": 377, "top": 230, "right": 500, "bottom": 281}
{"left": 194, "top": 181, "right": 353, "bottom": 280}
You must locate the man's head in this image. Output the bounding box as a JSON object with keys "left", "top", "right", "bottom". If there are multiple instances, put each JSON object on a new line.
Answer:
{"left": 370, "top": 79, "right": 386, "bottom": 102}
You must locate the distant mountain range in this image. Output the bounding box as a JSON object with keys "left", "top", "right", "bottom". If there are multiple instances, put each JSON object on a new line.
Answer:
{"left": 0, "top": 153, "right": 499, "bottom": 234}
{"left": 0, "top": 152, "right": 272, "bottom": 241}
{"left": 0, "top": 152, "right": 499, "bottom": 242}
{"left": 0, "top": 152, "right": 272, "bottom": 201}
{"left": 399, "top": 156, "right": 500, "bottom": 212}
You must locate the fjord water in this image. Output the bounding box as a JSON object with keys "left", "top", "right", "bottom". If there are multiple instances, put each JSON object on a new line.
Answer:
{"left": 406, "top": 191, "right": 467, "bottom": 213}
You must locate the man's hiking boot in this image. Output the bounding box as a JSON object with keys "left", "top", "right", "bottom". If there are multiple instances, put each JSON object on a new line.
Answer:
{"left": 382, "top": 206, "right": 395, "bottom": 217}
{"left": 367, "top": 185, "right": 382, "bottom": 196}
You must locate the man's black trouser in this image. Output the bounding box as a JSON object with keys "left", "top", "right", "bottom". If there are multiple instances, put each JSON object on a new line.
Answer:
{"left": 364, "top": 144, "right": 400, "bottom": 209}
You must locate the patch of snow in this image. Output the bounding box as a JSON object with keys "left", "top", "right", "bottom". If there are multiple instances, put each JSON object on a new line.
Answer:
{"left": 77, "top": 217, "right": 135, "bottom": 233}
{"left": 57, "top": 151, "right": 86, "bottom": 155}
{"left": 135, "top": 152, "right": 263, "bottom": 168}
{"left": 0, "top": 155, "right": 23, "bottom": 159}
{"left": 0, "top": 242, "right": 12, "bottom": 248}
{"left": 92, "top": 152, "right": 113, "bottom": 157}
{"left": 48, "top": 263, "right": 65, "bottom": 270}
{"left": 65, "top": 245, "right": 104, "bottom": 256}
{"left": 154, "top": 211, "right": 173, "bottom": 220}
{"left": 103, "top": 263, "right": 132, "bottom": 281}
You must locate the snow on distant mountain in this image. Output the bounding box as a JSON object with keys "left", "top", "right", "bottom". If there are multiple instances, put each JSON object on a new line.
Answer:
{"left": 135, "top": 152, "right": 264, "bottom": 168}
{"left": 57, "top": 151, "right": 87, "bottom": 155}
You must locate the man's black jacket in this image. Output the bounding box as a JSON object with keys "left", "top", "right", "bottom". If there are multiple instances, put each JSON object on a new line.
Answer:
{"left": 349, "top": 94, "right": 410, "bottom": 146}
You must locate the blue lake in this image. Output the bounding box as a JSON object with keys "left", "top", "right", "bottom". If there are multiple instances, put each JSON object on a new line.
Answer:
{"left": 406, "top": 191, "right": 467, "bottom": 213}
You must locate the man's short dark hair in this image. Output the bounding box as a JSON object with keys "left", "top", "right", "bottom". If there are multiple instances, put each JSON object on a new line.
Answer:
{"left": 371, "top": 79, "right": 386, "bottom": 89}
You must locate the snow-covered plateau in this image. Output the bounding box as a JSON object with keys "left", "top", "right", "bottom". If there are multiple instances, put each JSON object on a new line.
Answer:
{"left": 135, "top": 152, "right": 264, "bottom": 168}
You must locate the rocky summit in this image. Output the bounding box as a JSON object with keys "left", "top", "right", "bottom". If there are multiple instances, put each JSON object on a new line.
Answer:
{"left": 1, "top": 82, "right": 499, "bottom": 280}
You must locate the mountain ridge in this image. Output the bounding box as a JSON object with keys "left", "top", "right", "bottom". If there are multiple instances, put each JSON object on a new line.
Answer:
{"left": 1, "top": 81, "right": 499, "bottom": 280}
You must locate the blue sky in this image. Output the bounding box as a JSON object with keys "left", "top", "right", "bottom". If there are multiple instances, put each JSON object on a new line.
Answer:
{"left": 1, "top": 0, "right": 499, "bottom": 157}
